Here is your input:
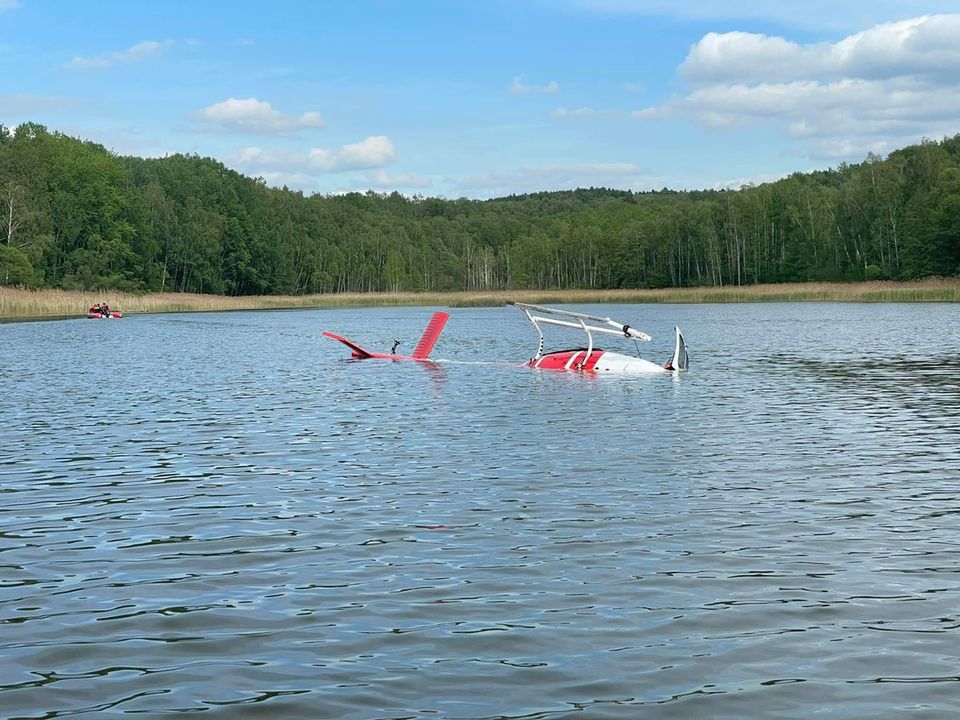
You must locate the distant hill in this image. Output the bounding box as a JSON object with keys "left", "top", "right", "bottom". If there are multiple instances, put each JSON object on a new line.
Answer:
{"left": 1, "top": 122, "right": 958, "bottom": 294}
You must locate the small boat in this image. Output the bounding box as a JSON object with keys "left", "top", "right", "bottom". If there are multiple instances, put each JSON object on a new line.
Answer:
{"left": 509, "top": 302, "right": 688, "bottom": 374}
{"left": 87, "top": 305, "right": 123, "bottom": 319}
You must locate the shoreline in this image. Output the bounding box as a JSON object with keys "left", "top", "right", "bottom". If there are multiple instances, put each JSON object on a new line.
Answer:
{"left": 1, "top": 279, "right": 958, "bottom": 320}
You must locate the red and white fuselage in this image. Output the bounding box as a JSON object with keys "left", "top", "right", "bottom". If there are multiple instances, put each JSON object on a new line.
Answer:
{"left": 511, "top": 302, "right": 688, "bottom": 375}
{"left": 527, "top": 349, "right": 673, "bottom": 374}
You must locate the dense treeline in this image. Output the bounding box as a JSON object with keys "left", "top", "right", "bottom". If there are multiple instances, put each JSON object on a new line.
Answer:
{"left": 1, "top": 122, "right": 958, "bottom": 293}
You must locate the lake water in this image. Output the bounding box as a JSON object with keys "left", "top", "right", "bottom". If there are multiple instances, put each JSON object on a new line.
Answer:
{"left": 2, "top": 302, "right": 959, "bottom": 719}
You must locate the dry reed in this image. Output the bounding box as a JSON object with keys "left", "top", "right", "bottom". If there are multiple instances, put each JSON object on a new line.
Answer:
{"left": 1, "top": 278, "right": 958, "bottom": 320}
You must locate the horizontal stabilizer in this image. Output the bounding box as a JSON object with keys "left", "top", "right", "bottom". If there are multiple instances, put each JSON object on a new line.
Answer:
{"left": 322, "top": 330, "right": 375, "bottom": 359}
{"left": 412, "top": 311, "right": 449, "bottom": 359}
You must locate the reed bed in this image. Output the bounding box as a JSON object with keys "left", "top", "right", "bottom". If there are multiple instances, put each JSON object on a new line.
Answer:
{"left": 2, "top": 278, "right": 958, "bottom": 320}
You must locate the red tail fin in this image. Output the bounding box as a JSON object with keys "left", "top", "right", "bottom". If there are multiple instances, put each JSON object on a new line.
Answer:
{"left": 412, "top": 311, "right": 449, "bottom": 359}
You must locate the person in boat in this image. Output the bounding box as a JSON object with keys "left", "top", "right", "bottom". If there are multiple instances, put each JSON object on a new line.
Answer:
{"left": 100, "top": 303, "right": 110, "bottom": 316}
{"left": 90, "top": 303, "right": 102, "bottom": 316}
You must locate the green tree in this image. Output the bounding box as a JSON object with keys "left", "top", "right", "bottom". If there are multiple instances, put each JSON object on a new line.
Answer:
{"left": 0, "top": 245, "right": 38, "bottom": 286}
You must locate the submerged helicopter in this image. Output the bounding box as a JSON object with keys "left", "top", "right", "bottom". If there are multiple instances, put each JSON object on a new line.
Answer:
{"left": 322, "top": 302, "right": 688, "bottom": 374}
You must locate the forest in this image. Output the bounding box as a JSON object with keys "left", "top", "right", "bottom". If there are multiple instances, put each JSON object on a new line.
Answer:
{"left": 1, "top": 122, "right": 958, "bottom": 294}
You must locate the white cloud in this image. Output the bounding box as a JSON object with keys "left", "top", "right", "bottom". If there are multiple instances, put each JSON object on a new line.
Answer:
{"left": 365, "top": 169, "right": 432, "bottom": 190}
{"left": 458, "top": 163, "right": 650, "bottom": 196}
{"left": 334, "top": 135, "right": 396, "bottom": 169}
{"left": 328, "top": 169, "right": 433, "bottom": 194}
{"left": 552, "top": 106, "right": 600, "bottom": 118}
{"left": 231, "top": 135, "right": 397, "bottom": 174}
{"left": 554, "top": 106, "right": 650, "bottom": 120}
{"left": 667, "top": 78, "right": 960, "bottom": 130}
{"left": 679, "top": 32, "right": 816, "bottom": 85}
{"left": 227, "top": 141, "right": 428, "bottom": 194}
{"left": 680, "top": 15, "right": 960, "bottom": 84}
{"left": 0, "top": 0, "right": 20, "bottom": 10}
{"left": 629, "top": 107, "right": 659, "bottom": 120}
{"left": 634, "top": 14, "right": 960, "bottom": 160}
{"left": 194, "top": 98, "right": 325, "bottom": 135}
{"left": 508, "top": 76, "right": 560, "bottom": 95}
{"left": 66, "top": 39, "right": 174, "bottom": 69}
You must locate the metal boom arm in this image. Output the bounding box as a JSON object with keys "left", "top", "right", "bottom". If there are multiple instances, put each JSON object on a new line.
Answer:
{"left": 508, "top": 302, "right": 651, "bottom": 341}
{"left": 529, "top": 315, "right": 651, "bottom": 341}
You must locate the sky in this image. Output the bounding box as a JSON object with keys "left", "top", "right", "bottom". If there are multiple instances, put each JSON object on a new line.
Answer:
{"left": 3, "top": 0, "right": 960, "bottom": 199}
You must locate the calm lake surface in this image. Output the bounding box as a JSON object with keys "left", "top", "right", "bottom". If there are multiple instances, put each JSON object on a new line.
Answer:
{"left": 2, "top": 302, "right": 959, "bottom": 719}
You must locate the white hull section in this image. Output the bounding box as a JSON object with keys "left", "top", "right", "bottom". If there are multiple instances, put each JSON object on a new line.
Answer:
{"left": 592, "top": 351, "right": 669, "bottom": 374}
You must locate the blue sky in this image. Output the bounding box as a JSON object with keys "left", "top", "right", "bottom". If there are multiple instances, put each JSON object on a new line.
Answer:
{"left": 3, "top": 1, "right": 960, "bottom": 198}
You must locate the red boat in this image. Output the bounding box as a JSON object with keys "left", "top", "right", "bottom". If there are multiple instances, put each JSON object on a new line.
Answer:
{"left": 87, "top": 304, "right": 123, "bottom": 319}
